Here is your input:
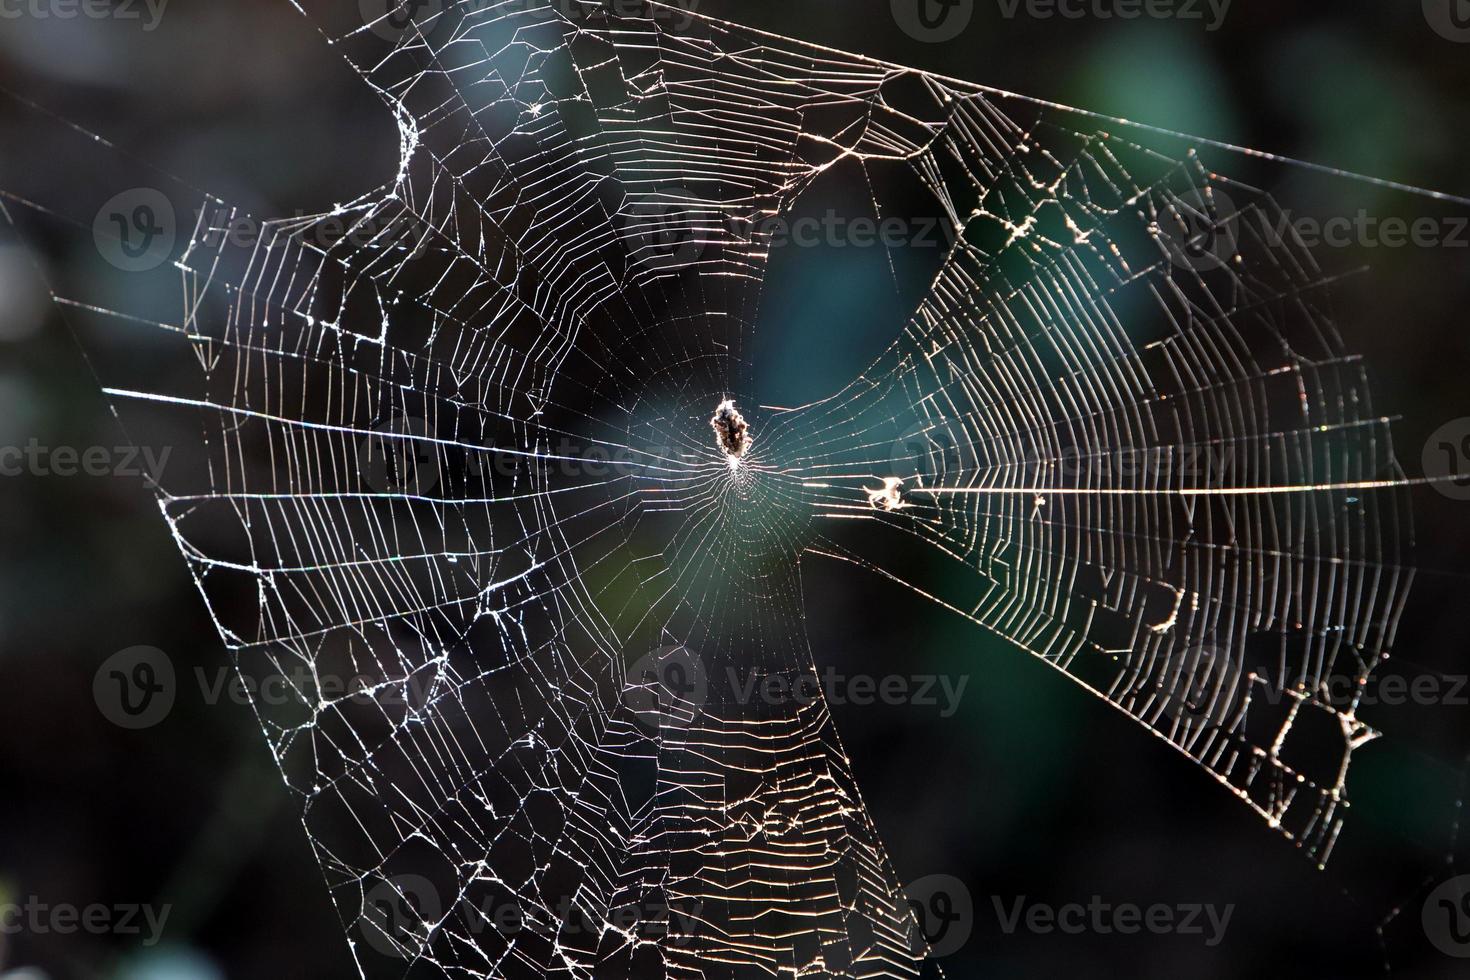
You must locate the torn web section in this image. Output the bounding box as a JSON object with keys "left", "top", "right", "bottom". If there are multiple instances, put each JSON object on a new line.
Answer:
{"left": 17, "top": 157, "right": 650, "bottom": 980}
{"left": 782, "top": 81, "right": 1414, "bottom": 868}
{"left": 5, "top": 62, "right": 650, "bottom": 980}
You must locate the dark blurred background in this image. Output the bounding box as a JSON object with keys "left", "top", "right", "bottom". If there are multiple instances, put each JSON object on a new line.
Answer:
{"left": 3, "top": 1, "right": 1470, "bottom": 978}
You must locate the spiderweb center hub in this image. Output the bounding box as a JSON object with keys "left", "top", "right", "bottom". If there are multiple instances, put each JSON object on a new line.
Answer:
{"left": 711, "top": 398, "right": 752, "bottom": 464}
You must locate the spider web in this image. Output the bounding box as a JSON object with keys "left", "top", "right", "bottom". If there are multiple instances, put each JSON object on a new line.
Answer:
{"left": 0, "top": 0, "right": 1459, "bottom": 976}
